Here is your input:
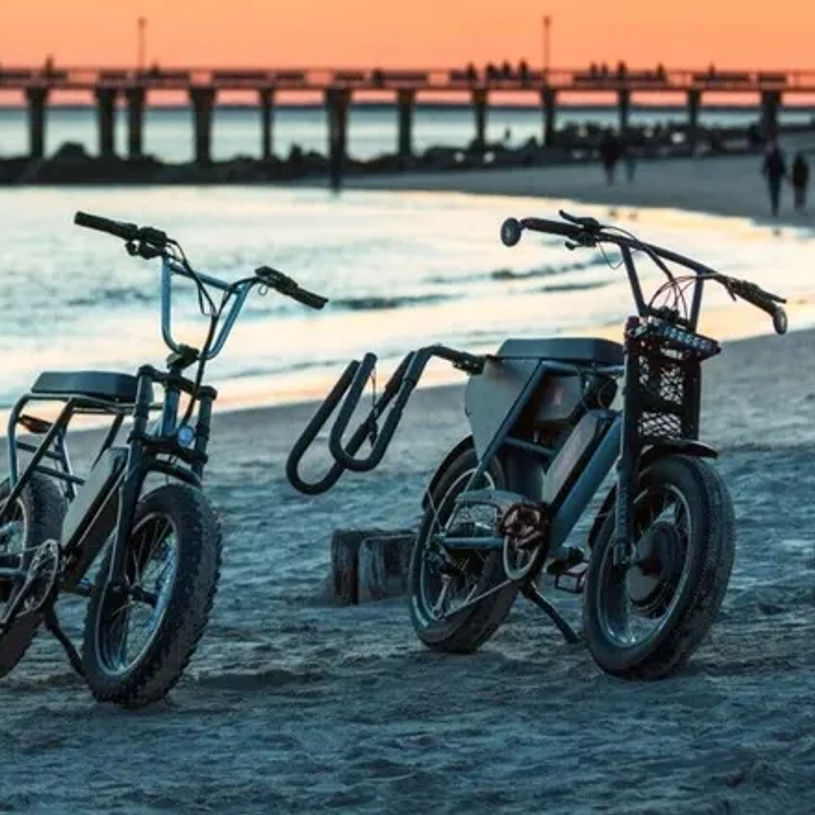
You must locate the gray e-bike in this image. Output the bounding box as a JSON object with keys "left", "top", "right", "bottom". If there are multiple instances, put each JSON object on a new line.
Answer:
{"left": 287, "top": 210, "right": 787, "bottom": 678}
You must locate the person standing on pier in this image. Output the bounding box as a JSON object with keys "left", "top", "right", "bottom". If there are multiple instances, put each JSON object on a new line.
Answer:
{"left": 792, "top": 152, "right": 810, "bottom": 211}
{"left": 762, "top": 140, "right": 787, "bottom": 217}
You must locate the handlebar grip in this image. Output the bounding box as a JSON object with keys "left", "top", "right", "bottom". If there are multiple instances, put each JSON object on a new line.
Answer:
{"left": 291, "top": 287, "right": 328, "bottom": 310}
{"left": 500, "top": 216, "right": 583, "bottom": 247}
{"left": 74, "top": 211, "right": 138, "bottom": 241}
{"left": 731, "top": 282, "right": 788, "bottom": 335}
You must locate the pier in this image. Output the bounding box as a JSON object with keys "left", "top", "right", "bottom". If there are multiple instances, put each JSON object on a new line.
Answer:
{"left": 1, "top": 65, "right": 814, "bottom": 166}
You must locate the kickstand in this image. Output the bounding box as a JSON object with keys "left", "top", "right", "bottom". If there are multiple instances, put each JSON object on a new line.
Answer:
{"left": 43, "top": 603, "right": 85, "bottom": 678}
{"left": 521, "top": 583, "right": 581, "bottom": 644}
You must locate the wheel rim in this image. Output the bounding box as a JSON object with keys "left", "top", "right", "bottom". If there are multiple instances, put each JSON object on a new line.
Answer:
{"left": 418, "top": 467, "right": 496, "bottom": 622}
{"left": 595, "top": 484, "right": 692, "bottom": 649}
{"left": 94, "top": 512, "right": 178, "bottom": 678}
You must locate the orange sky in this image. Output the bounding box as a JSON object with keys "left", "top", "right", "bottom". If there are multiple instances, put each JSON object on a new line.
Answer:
{"left": 2, "top": 1, "right": 814, "bottom": 69}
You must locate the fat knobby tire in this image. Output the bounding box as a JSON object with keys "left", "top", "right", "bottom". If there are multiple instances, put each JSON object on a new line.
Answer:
{"left": 408, "top": 446, "right": 518, "bottom": 653}
{"left": 0, "top": 475, "right": 65, "bottom": 678}
{"left": 583, "top": 454, "right": 735, "bottom": 679}
{"left": 82, "top": 484, "right": 222, "bottom": 706}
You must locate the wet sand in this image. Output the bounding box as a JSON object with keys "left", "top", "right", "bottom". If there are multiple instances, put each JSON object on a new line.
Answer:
{"left": 0, "top": 326, "right": 813, "bottom": 813}
{"left": 344, "top": 133, "right": 815, "bottom": 228}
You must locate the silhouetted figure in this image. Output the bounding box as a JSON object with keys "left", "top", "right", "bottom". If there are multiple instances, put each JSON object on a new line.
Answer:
{"left": 656, "top": 63, "right": 666, "bottom": 81}
{"left": 616, "top": 61, "right": 628, "bottom": 79}
{"left": 501, "top": 61, "right": 512, "bottom": 79}
{"left": 762, "top": 140, "right": 787, "bottom": 216}
{"left": 599, "top": 130, "right": 623, "bottom": 184}
{"left": 466, "top": 63, "right": 478, "bottom": 82}
{"left": 792, "top": 152, "right": 810, "bottom": 211}
{"left": 44, "top": 55, "right": 55, "bottom": 75}
{"left": 747, "top": 123, "right": 763, "bottom": 150}
{"left": 589, "top": 62, "right": 598, "bottom": 78}
{"left": 708, "top": 63, "right": 717, "bottom": 78}
{"left": 519, "top": 60, "right": 529, "bottom": 83}
{"left": 372, "top": 68, "right": 384, "bottom": 87}
{"left": 600, "top": 62, "right": 609, "bottom": 78}
{"left": 486, "top": 63, "right": 497, "bottom": 80}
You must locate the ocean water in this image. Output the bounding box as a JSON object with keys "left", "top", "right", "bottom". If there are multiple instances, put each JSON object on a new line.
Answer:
{"left": 0, "top": 186, "right": 813, "bottom": 419}
{"left": 1, "top": 105, "right": 814, "bottom": 162}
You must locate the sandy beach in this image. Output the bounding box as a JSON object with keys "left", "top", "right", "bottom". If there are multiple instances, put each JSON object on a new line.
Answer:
{"left": 0, "top": 319, "right": 812, "bottom": 813}
{"left": 344, "top": 132, "right": 815, "bottom": 228}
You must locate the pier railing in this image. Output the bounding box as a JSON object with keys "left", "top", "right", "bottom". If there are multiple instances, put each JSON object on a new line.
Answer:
{"left": 1, "top": 65, "right": 812, "bottom": 170}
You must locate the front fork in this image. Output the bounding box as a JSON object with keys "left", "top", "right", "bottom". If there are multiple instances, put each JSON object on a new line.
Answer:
{"left": 613, "top": 318, "right": 642, "bottom": 566}
{"left": 107, "top": 371, "right": 154, "bottom": 590}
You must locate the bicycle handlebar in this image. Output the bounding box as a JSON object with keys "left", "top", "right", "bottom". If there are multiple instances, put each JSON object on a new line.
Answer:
{"left": 255, "top": 266, "right": 327, "bottom": 310}
{"left": 74, "top": 211, "right": 168, "bottom": 247}
{"left": 501, "top": 211, "right": 789, "bottom": 335}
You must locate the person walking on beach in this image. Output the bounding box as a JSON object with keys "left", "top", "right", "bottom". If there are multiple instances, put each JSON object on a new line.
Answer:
{"left": 762, "top": 140, "right": 787, "bottom": 217}
{"left": 792, "top": 152, "right": 810, "bottom": 211}
{"left": 599, "top": 130, "right": 623, "bottom": 185}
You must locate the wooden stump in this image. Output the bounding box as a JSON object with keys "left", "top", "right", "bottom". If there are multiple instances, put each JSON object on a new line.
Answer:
{"left": 330, "top": 529, "right": 415, "bottom": 605}
{"left": 357, "top": 532, "right": 416, "bottom": 603}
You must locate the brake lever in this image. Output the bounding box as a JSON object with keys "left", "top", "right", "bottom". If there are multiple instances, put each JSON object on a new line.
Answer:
{"left": 559, "top": 209, "right": 602, "bottom": 230}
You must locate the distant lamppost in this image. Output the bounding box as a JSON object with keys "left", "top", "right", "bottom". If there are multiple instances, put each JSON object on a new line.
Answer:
{"left": 542, "top": 15, "right": 551, "bottom": 82}
{"left": 137, "top": 16, "right": 146, "bottom": 71}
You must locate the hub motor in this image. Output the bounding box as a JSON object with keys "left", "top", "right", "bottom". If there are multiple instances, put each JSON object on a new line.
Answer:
{"left": 626, "top": 521, "right": 686, "bottom": 618}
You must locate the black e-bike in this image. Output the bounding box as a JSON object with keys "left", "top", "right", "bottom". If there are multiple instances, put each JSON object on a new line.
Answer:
{"left": 0, "top": 211, "right": 326, "bottom": 705}
{"left": 287, "top": 211, "right": 787, "bottom": 678}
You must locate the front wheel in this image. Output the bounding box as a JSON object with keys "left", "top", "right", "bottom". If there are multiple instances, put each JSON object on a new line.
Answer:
{"left": 583, "top": 455, "right": 734, "bottom": 679}
{"left": 82, "top": 484, "right": 221, "bottom": 707}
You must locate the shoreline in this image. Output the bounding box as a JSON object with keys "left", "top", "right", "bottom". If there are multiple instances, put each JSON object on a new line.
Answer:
{"left": 341, "top": 132, "right": 815, "bottom": 228}
{"left": 3, "top": 123, "right": 814, "bottom": 188}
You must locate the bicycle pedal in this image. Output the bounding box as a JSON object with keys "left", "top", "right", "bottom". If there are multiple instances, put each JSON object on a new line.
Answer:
{"left": 546, "top": 546, "right": 585, "bottom": 576}
{"left": 554, "top": 562, "right": 588, "bottom": 594}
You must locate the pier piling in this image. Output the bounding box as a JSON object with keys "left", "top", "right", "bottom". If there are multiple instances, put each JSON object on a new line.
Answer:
{"left": 686, "top": 89, "right": 701, "bottom": 151}
{"left": 472, "top": 88, "right": 488, "bottom": 151}
{"left": 617, "top": 88, "right": 631, "bottom": 132}
{"left": 761, "top": 90, "right": 781, "bottom": 139}
{"left": 396, "top": 89, "right": 415, "bottom": 158}
{"left": 25, "top": 87, "right": 48, "bottom": 159}
{"left": 259, "top": 88, "right": 275, "bottom": 160}
{"left": 125, "top": 86, "right": 146, "bottom": 158}
{"left": 326, "top": 87, "right": 351, "bottom": 189}
{"left": 94, "top": 87, "right": 117, "bottom": 158}
{"left": 189, "top": 86, "right": 216, "bottom": 165}
{"left": 541, "top": 87, "right": 557, "bottom": 146}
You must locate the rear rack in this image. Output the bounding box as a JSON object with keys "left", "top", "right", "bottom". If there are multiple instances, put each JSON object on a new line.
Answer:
{"left": 286, "top": 344, "right": 484, "bottom": 495}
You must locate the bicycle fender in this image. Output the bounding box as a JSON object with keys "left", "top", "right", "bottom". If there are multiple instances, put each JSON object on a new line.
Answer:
{"left": 587, "top": 438, "right": 718, "bottom": 549}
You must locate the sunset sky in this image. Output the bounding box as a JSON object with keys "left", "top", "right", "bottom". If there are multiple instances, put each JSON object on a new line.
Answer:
{"left": 3, "top": 1, "right": 815, "bottom": 69}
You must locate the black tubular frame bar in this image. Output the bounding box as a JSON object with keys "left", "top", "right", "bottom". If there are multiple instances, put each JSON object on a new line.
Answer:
{"left": 2, "top": 392, "right": 137, "bottom": 521}
{"left": 286, "top": 344, "right": 484, "bottom": 494}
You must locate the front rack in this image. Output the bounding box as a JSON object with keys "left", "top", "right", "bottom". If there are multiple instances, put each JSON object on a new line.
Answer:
{"left": 286, "top": 344, "right": 484, "bottom": 495}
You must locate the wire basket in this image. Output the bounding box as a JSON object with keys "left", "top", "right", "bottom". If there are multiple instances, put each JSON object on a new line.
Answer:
{"left": 636, "top": 343, "right": 699, "bottom": 443}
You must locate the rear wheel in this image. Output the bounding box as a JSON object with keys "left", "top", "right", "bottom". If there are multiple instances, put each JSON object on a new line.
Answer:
{"left": 0, "top": 475, "right": 65, "bottom": 678}
{"left": 583, "top": 455, "right": 734, "bottom": 679}
{"left": 408, "top": 446, "right": 518, "bottom": 653}
{"left": 82, "top": 484, "right": 221, "bottom": 707}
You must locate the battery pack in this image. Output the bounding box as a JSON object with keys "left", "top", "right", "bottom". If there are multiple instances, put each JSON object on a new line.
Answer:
{"left": 61, "top": 446, "right": 127, "bottom": 553}
{"left": 542, "top": 410, "right": 612, "bottom": 507}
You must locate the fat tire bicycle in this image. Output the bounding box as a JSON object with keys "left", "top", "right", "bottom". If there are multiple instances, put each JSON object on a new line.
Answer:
{"left": 0, "top": 211, "right": 327, "bottom": 706}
